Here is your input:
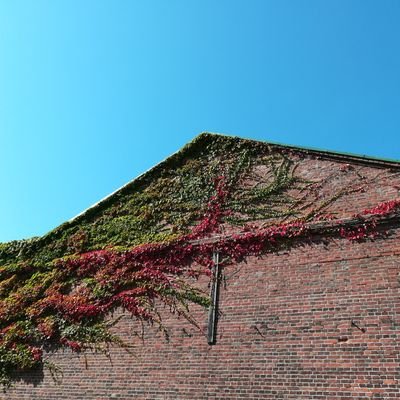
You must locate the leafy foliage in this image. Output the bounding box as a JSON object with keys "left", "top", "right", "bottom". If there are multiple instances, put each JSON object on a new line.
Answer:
{"left": 0, "top": 133, "right": 398, "bottom": 387}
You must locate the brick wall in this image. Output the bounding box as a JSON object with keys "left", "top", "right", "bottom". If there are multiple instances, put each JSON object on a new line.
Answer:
{"left": 5, "top": 157, "right": 400, "bottom": 399}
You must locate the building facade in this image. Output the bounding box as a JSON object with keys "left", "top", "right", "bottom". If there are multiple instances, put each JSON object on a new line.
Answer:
{"left": 2, "top": 133, "right": 400, "bottom": 399}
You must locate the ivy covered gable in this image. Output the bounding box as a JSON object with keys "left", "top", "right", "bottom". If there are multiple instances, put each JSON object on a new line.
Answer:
{"left": 0, "top": 132, "right": 399, "bottom": 387}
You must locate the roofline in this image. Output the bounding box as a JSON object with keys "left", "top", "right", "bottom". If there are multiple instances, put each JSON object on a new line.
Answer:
{"left": 41, "top": 133, "right": 211, "bottom": 240}
{"left": 207, "top": 132, "right": 400, "bottom": 168}
{"left": 41, "top": 131, "right": 400, "bottom": 243}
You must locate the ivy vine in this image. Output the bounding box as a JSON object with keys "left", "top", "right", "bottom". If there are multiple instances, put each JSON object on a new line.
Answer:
{"left": 0, "top": 134, "right": 398, "bottom": 387}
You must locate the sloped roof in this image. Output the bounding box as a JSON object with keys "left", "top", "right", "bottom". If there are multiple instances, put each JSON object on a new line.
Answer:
{"left": 1, "top": 132, "right": 399, "bottom": 262}
{"left": 62, "top": 132, "right": 400, "bottom": 233}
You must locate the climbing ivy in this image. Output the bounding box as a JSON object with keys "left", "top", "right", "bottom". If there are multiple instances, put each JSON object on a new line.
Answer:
{"left": 0, "top": 133, "right": 398, "bottom": 387}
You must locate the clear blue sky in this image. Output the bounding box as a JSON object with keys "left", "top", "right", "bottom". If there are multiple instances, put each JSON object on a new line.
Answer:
{"left": 1, "top": 1, "right": 399, "bottom": 242}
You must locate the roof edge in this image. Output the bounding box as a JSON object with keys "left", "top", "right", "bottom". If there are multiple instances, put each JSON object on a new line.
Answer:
{"left": 40, "top": 133, "right": 212, "bottom": 241}
{"left": 37, "top": 131, "right": 400, "bottom": 244}
{"left": 206, "top": 132, "right": 400, "bottom": 167}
